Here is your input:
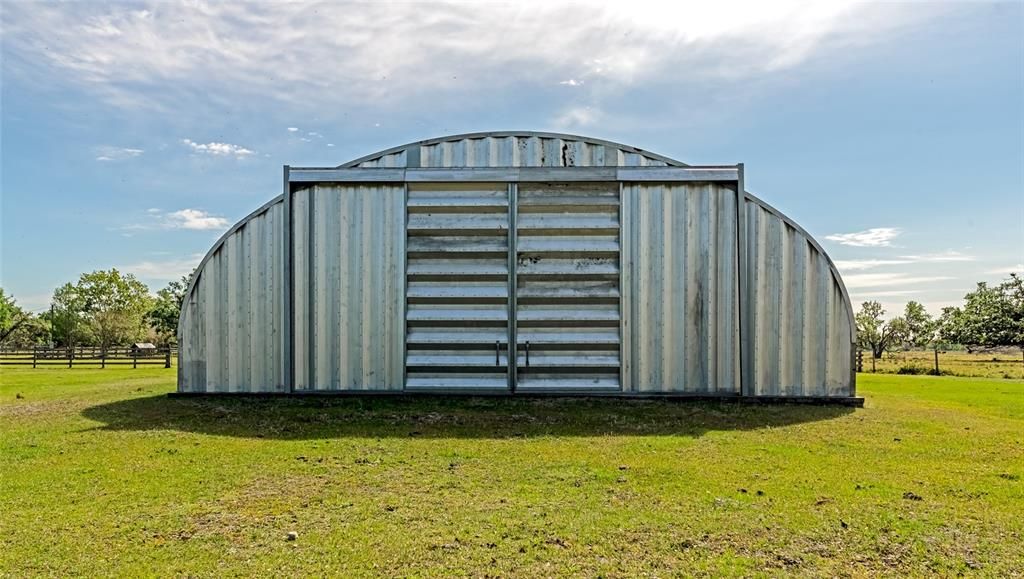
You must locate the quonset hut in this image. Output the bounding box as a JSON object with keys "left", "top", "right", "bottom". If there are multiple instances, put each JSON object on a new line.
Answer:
{"left": 178, "top": 132, "right": 858, "bottom": 402}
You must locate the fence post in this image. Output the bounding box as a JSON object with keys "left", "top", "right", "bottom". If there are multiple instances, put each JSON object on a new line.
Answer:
{"left": 934, "top": 349, "right": 939, "bottom": 375}
{"left": 132, "top": 349, "right": 138, "bottom": 369}
{"left": 32, "top": 349, "right": 37, "bottom": 369}
{"left": 68, "top": 346, "right": 73, "bottom": 369}
{"left": 856, "top": 351, "right": 863, "bottom": 373}
{"left": 165, "top": 347, "right": 171, "bottom": 369}
{"left": 871, "top": 353, "right": 876, "bottom": 373}
{"left": 101, "top": 348, "right": 106, "bottom": 369}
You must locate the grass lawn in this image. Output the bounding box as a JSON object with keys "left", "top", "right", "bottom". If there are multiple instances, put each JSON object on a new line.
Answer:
{"left": 1, "top": 368, "right": 1022, "bottom": 576}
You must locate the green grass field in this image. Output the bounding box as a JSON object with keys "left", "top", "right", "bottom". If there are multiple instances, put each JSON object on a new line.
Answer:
{"left": 1, "top": 368, "right": 1021, "bottom": 577}
{"left": 865, "top": 350, "right": 1024, "bottom": 380}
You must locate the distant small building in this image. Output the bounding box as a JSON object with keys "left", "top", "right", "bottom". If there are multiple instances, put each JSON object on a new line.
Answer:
{"left": 130, "top": 342, "right": 158, "bottom": 356}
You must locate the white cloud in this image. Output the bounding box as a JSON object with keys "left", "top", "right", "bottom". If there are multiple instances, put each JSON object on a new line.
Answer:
{"left": 120, "top": 208, "right": 230, "bottom": 232}
{"left": 559, "top": 79, "right": 583, "bottom": 86}
{"left": 555, "top": 106, "right": 602, "bottom": 128}
{"left": 834, "top": 259, "right": 912, "bottom": 271}
{"left": 95, "top": 145, "right": 143, "bottom": 161}
{"left": 843, "top": 273, "right": 952, "bottom": 289}
{"left": 181, "top": 139, "right": 254, "bottom": 158}
{"left": 0, "top": 1, "right": 920, "bottom": 112}
{"left": 164, "top": 209, "right": 230, "bottom": 230}
{"left": 825, "top": 227, "right": 901, "bottom": 247}
{"left": 899, "top": 250, "right": 974, "bottom": 262}
{"left": 287, "top": 127, "right": 299, "bottom": 132}
{"left": 327, "top": 143, "right": 335, "bottom": 147}
{"left": 987, "top": 264, "right": 1023, "bottom": 275}
{"left": 121, "top": 253, "right": 204, "bottom": 282}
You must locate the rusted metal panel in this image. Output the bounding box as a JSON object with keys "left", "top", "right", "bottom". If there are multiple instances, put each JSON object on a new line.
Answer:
{"left": 178, "top": 201, "right": 285, "bottom": 393}
{"left": 623, "top": 183, "right": 740, "bottom": 394}
{"left": 744, "top": 199, "right": 854, "bottom": 396}
{"left": 515, "top": 182, "right": 622, "bottom": 392}
{"left": 291, "top": 184, "right": 405, "bottom": 390}
{"left": 405, "top": 182, "right": 511, "bottom": 391}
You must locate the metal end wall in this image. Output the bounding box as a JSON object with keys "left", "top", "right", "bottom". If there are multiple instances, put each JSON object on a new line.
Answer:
{"left": 291, "top": 184, "right": 406, "bottom": 390}
{"left": 622, "top": 183, "right": 740, "bottom": 394}
{"left": 179, "top": 201, "right": 285, "bottom": 392}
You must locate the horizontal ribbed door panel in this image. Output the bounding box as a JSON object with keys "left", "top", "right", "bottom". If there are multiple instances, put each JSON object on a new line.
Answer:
{"left": 515, "top": 182, "right": 621, "bottom": 392}
{"left": 405, "top": 183, "right": 511, "bottom": 391}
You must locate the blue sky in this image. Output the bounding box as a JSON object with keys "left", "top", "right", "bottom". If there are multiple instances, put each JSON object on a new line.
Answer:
{"left": 2, "top": 1, "right": 1022, "bottom": 317}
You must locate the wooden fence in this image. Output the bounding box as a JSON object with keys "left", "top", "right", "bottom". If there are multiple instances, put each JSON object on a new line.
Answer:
{"left": 0, "top": 347, "right": 175, "bottom": 369}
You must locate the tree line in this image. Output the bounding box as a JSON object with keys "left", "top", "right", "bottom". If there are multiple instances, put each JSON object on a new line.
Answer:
{"left": 856, "top": 274, "right": 1024, "bottom": 362}
{"left": 0, "top": 269, "right": 190, "bottom": 350}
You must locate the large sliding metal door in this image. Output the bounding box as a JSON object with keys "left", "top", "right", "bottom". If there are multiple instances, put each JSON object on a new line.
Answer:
{"left": 405, "top": 183, "right": 512, "bottom": 391}
{"left": 514, "top": 183, "right": 622, "bottom": 392}
{"left": 404, "top": 181, "right": 622, "bottom": 393}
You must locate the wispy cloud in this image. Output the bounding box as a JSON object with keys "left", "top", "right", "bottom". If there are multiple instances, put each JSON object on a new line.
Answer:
{"left": 559, "top": 79, "right": 583, "bottom": 86}
{"left": 287, "top": 127, "right": 299, "bottom": 132}
{"left": 834, "top": 259, "right": 912, "bottom": 271}
{"left": 181, "top": 139, "right": 255, "bottom": 158}
{"left": 899, "top": 250, "right": 974, "bottom": 262}
{"left": 121, "top": 253, "right": 204, "bottom": 282}
{"left": 825, "top": 227, "right": 901, "bottom": 247}
{"left": 0, "top": 1, "right": 915, "bottom": 112}
{"left": 843, "top": 273, "right": 952, "bottom": 289}
{"left": 986, "top": 264, "right": 1023, "bottom": 275}
{"left": 95, "top": 145, "right": 143, "bottom": 161}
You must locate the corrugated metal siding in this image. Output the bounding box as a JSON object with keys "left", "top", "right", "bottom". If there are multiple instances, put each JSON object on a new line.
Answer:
{"left": 353, "top": 135, "right": 670, "bottom": 168}
{"left": 405, "top": 183, "right": 510, "bottom": 390}
{"left": 744, "top": 199, "right": 853, "bottom": 396}
{"left": 622, "top": 183, "right": 740, "bottom": 393}
{"left": 516, "top": 182, "right": 621, "bottom": 391}
{"left": 292, "top": 184, "right": 405, "bottom": 390}
{"left": 179, "top": 202, "right": 285, "bottom": 392}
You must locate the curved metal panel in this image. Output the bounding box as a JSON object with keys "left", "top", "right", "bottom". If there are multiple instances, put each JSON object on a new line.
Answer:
{"left": 340, "top": 131, "right": 685, "bottom": 169}
{"left": 743, "top": 198, "right": 854, "bottom": 396}
{"left": 178, "top": 200, "right": 285, "bottom": 392}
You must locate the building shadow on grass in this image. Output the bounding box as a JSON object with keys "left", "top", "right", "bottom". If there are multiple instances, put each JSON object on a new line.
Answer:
{"left": 81, "top": 393, "right": 856, "bottom": 440}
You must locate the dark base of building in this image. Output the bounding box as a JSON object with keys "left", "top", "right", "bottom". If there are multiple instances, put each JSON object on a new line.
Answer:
{"left": 169, "top": 391, "right": 864, "bottom": 407}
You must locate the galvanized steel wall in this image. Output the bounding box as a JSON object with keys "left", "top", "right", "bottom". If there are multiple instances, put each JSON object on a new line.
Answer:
{"left": 352, "top": 133, "right": 673, "bottom": 169}
{"left": 743, "top": 198, "right": 854, "bottom": 396}
{"left": 291, "top": 184, "right": 405, "bottom": 390}
{"left": 622, "top": 183, "right": 740, "bottom": 394}
{"left": 179, "top": 201, "right": 285, "bottom": 392}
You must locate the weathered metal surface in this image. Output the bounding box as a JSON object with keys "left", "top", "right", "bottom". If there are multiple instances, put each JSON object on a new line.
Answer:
{"left": 291, "top": 184, "right": 405, "bottom": 390}
{"left": 344, "top": 132, "right": 682, "bottom": 169}
{"left": 515, "top": 182, "right": 622, "bottom": 392}
{"left": 622, "top": 183, "right": 740, "bottom": 394}
{"left": 179, "top": 200, "right": 285, "bottom": 392}
{"left": 178, "top": 131, "right": 855, "bottom": 399}
{"left": 743, "top": 197, "right": 854, "bottom": 396}
{"left": 405, "top": 182, "right": 511, "bottom": 391}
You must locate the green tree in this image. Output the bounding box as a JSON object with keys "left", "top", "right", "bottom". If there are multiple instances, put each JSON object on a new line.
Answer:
{"left": 147, "top": 274, "right": 191, "bottom": 346}
{"left": 0, "top": 289, "right": 49, "bottom": 347}
{"left": 48, "top": 269, "right": 153, "bottom": 349}
{"left": 855, "top": 301, "right": 906, "bottom": 359}
{"left": 941, "top": 274, "right": 1024, "bottom": 362}
{"left": 901, "top": 300, "right": 937, "bottom": 349}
